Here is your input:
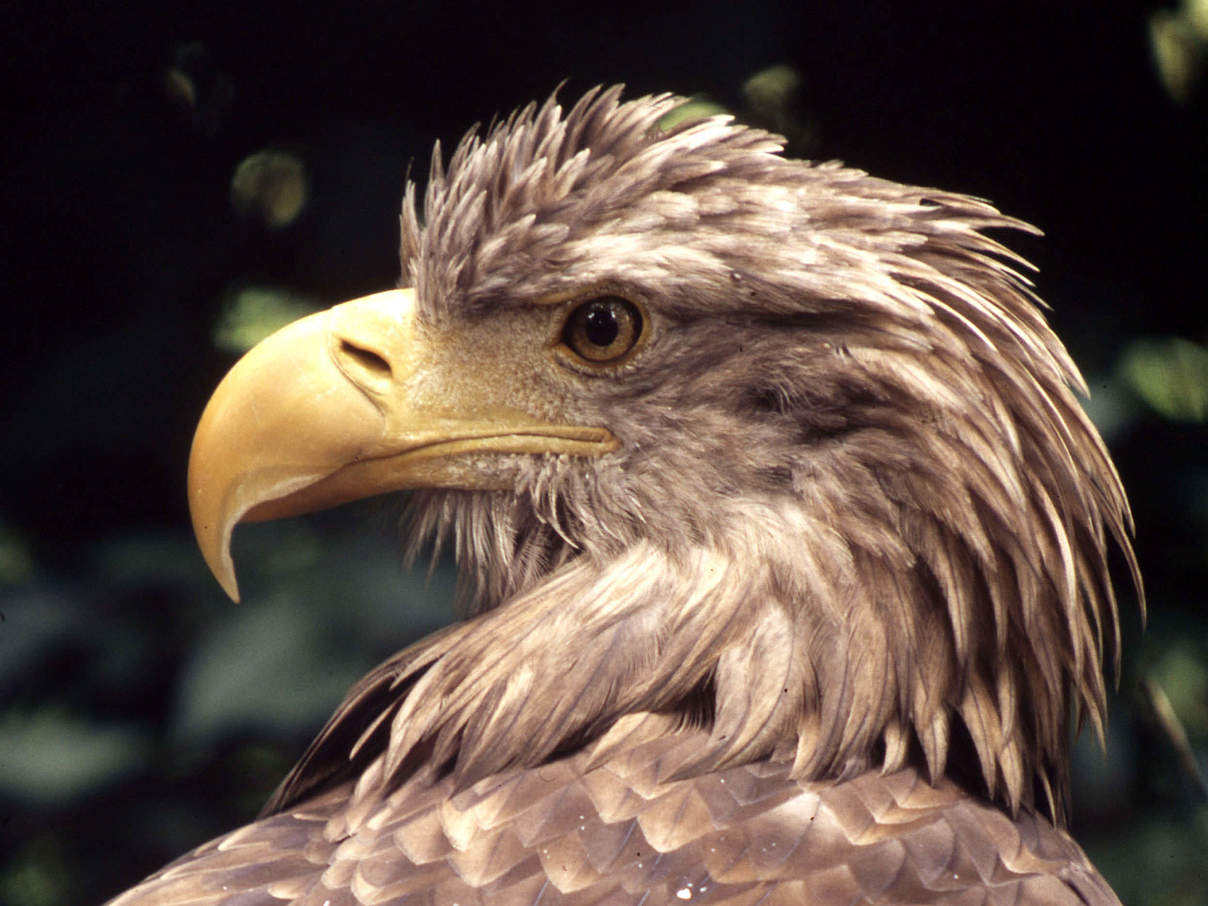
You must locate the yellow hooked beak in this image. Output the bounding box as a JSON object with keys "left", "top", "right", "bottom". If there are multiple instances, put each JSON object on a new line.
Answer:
{"left": 187, "top": 288, "right": 616, "bottom": 600}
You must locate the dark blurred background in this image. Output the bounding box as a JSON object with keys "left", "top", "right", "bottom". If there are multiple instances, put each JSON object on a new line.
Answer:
{"left": 2, "top": 1, "right": 1206, "bottom": 903}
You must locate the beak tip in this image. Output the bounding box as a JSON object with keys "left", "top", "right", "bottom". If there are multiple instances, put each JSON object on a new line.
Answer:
{"left": 192, "top": 505, "right": 242, "bottom": 602}
{"left": 215, "top": 558, "right": 241, "bottom": 603}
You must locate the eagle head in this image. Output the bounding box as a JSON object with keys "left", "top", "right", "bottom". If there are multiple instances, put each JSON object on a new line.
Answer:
{"left": 188, "top": 86, "right": 1139, "bottom": 824}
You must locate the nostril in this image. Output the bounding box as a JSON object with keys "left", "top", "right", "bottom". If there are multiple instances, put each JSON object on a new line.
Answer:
{"left": 339, "top": 339, "right": 392, "bottom": 379}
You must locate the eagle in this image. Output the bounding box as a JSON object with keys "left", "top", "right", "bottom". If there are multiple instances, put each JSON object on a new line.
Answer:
{"left": 108, "top": 86, "right": 1140, "bottom": 906}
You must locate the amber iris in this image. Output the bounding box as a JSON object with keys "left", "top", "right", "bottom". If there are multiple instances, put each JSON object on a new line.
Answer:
{"left": 562, "top": 296, "right": 642, "bottom": 363}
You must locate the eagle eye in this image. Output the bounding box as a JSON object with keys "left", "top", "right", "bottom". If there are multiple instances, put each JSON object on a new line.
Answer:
{"left": 561, "top": 296, "right": 643, "bottom": 364}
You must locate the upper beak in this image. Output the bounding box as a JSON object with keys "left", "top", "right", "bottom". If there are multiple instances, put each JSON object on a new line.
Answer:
{"left": 188, "top": 288, "right": 615, "bottom": 600}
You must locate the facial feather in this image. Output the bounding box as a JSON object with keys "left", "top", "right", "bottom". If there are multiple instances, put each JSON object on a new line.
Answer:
{"left": 390, "top": 86, "right": 1139, "bottom": 823}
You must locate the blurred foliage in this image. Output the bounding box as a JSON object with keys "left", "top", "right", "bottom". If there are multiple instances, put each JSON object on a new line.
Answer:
{"left": 0, "top": 511, "right": 455, "bottom": 906}
{"left": 213, "top": 285, "right": 319, "bottom": 353}
{"left": 658, "top": 96, "right": 731, "bottom": 130}
{"left": 1152, "top": 646, "right": 1208, "bottom": 735}
{"left": 0, "top": 712, "right": 149, "bottom": 804}
{"left": 162, "top": 42, "right": 236, "bottom": 136}
{"left": 1120, "top": 336, "right": 1208, "bottom": 422}
{"left": 742, "top": 64, "right": 816, "bottom": 152}
{"left": 659, "top": 65, "right": 817, "bottom": 154}
{"left": 1150, "top": 0, "right": 1208, "bottom": 102}
{"left": 742, "top": 64, "right": 801, "bottom": 115}
{"left": 230, "top": 150, "right": 309, "bottom": 229}
{"left": 2, "top": 4, "right": 1206, "bottom": 906}
{"left": 0, "top": 522, "right": 33, "bottom": 585}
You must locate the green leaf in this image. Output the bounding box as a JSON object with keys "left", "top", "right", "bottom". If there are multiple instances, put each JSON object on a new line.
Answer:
{"left": 213, "top": 286, "right": 318, "bottom": 353}
{"left": 1119, "top": 337, "right": 1208, "bottom": 422}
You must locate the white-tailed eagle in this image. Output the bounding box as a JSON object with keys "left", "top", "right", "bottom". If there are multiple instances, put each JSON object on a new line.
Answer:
{"left": 109, "top": 86, "right": 1140, "bottom": 906}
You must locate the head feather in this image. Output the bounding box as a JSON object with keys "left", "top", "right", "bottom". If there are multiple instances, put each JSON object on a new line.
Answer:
{"left": 378, "top": 87, "right": 1142, "bottom": 823}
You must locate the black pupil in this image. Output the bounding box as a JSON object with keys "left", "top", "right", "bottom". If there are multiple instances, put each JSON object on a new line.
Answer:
{"left": 583, "top": 304, "right": 619, "bottom": 347}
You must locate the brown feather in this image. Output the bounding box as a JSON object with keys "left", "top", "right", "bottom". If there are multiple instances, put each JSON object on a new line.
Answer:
{"left": 108, "top": 87, "right": 1139, "bottom": 905}
{"left": 109, "top": 728, "right": 1119, "bottom": 906}
{"left": 396, "top": 87, "right": 1139, "bottom": 817}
